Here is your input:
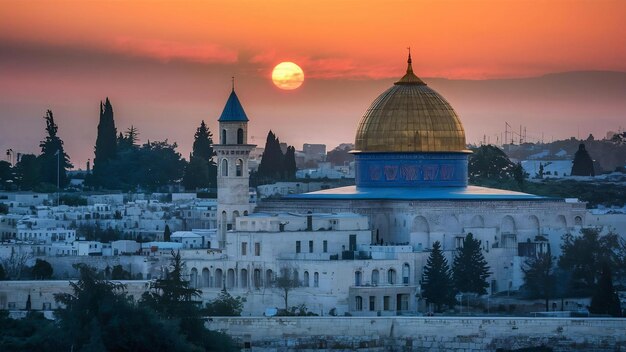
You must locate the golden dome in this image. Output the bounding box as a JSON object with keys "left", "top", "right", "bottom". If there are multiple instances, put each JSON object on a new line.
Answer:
{"left": 354, "top": 54, "right": 467, "bottom": 153}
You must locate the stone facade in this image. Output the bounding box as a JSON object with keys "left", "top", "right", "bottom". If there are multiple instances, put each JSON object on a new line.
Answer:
{"left": 208, "top": 316, "right": 626, "bottom": 351}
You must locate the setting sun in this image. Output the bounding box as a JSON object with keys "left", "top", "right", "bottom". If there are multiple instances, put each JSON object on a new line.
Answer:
{"left": 271, "top": 62, "right": 304, "bottom": 90}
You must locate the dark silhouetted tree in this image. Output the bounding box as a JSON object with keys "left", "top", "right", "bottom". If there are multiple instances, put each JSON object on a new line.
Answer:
{"left": 559, "top": 229, "right": 622, "bottom": 290}
{"left": 522, "top": 251, "right": 556, "bottom": 311}
{"left": 14, "top": 154, "right": 40, "bottom": 190}
{"left": 163, "top": 224, "right": 171, "bottom": 242}
{"left": 183, "top": 121, "right": 216, "bottom": 190}
{"left": 111, "top": 265, "right": 131, "bottom": 280}
{"left": 468, "top": 145, "right": 516, "bottom": 182}
{"left": 452, "top": 233, "right": 491, "bottom": 295}
{"left": 0, "top": 264, "right": 6, "bottom": 280}
{"left": 204, "top": 288, "right": 246, "bottom": 316}
{"left": 32, "top": 259, "right": 53, "bottom": 280}
{"left": 589, "top": 263, "right": 622, "bottom": 317}
{"left": 422, "top": 241, "right": 455, "bottom": 312}
{"left": 92, "top": 98, "right": 117, "bottom": 182}
{"left": 283, "top": 146, "right": 297, "bottom": 180}
{"left": 571, "top": 143, "right": 595, "bottom": 176}
{"left": 38, "top": 110, "right": 72, "bottom": 187}
{"left": 257, "top": 130, "right": 283, "bottom": 181}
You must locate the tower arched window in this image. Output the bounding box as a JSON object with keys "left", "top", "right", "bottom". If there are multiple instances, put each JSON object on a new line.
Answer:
{"left": 221, "top": 159, "right": 228, "bottom": 176}
{"left": 221, "top": 129, "right": 227, "bottom": 144}
{"left": 236, "top": 159, "right": 243, "bottom": 176}
{"left": 237, "top": 128, "right": 244, "bottom": 144}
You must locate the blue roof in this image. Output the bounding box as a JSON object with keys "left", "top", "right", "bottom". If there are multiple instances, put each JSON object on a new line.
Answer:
{"left": 286, "top": 185, "right": 551, "bottom": 201}
{"left": 218, "top": 90, "right": 249, "bottom": 122}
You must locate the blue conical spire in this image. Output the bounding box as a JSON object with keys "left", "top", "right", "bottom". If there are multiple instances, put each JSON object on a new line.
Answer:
{"left": 218, "top": 85, "right": 249, "bottom": 122}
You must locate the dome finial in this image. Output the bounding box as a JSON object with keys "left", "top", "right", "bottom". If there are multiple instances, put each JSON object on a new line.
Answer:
{"left": 395, "top": 47, "right": 425, "bottom": 86}
{"left": 231, "top": 76, "right": 235, "bottom": 92}
{"left": 406, "top": 46, "right": 413, "bottom": 74}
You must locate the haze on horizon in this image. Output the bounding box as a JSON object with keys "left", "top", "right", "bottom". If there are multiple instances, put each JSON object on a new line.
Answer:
{"left": 1, "top": 0, "right": 626, "bottom": 169}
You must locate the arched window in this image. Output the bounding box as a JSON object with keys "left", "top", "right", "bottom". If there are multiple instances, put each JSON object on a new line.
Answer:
{"left": 303, "top": 271, "right": 310, "bottom": 287}
{"left": 227, "top": 269, "right": 235, "bottom": 288}
{"left": 241, "top": 268, "right": 248, "bottom": 288}
{"left": 355, "top": 271, "right": 362, "bottom": 286}
{"left": 266, "top": 269, "right": 274, "bottom": 287}
{"left": 221, "top": 159, "right": 228, "bottom": 177}
{"left": 402, "top": 263, "right": 410, "bottom": 285}
{"left": 293, "top": 270, "right": 299, "bottom": 286}
{"left": 313, "top": 272, "right": 319, "bottom": 287}
{"left": 214, "top": 269, "right": 223, "bottom": 288}
{"left": 355, "top": 296, "right": 363, "bottom": 311}
{"left": 221, "top": 129, "right": 227, "bottom": 144}
{"left": 190, "top": 268, "right": 198, "bottom": 289}
{"left": 371, "top": 269, "right": 379, "bottom": 286}
{"left": 574, "top": 216, "right": 582, "bottom": 226}
{"left": 202, "top": 268, "right": 210, "bottom": 288}
{"left": 387, "top": 268, "right": 396, "bottom": 285}
{"left": 236, "top": 159, "right": 243, "bottom": 176}
{"left": 237, "top": 128, "right": 244, "bottom": 144}
{"left": 254, "top": 269, "right": 262, "bottom": 289}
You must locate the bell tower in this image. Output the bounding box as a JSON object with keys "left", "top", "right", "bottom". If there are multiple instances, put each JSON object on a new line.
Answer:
{"left": 214, "top": 82, "right": 256, "bottom": 248}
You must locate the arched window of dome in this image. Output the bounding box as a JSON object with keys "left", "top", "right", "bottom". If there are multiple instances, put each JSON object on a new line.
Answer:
{"left": 221, "top": 159, "right": 228, "bottom": 177}
{"left": 237, "top": 128, "right": 244, "bottom": 144}
{"left": 236, "top": 159, "right": 243, "bottom": 176}
{"left": 221, "top": 129, "right": 227, "bottom": 144}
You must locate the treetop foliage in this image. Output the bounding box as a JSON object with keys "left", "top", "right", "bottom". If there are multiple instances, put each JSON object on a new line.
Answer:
{"left": 255, "top": 130, "right": 297, "bottom": 185}
{"left": 452, "top": 233, "right": 491, "bottom": 295}
{"left": 422, "top": 241, "right": 455, "bottom": 312}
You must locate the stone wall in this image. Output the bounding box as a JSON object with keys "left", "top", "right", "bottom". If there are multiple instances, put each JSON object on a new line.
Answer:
{"left": 208, "top": 316, "right": 626, "bottom": 351}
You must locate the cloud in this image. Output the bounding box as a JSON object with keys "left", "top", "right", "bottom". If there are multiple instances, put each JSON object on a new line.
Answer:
{"left": 111, "top": 37, "right": 238, "bottom": 64}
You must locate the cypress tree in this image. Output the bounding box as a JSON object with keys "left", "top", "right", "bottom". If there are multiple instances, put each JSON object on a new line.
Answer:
{"left": 571, "top": 143, "right": 595, "bottom": 176}
{"left": 452, "top": 233, "right": 491, "bottom": 295}
{"left": 422, "top": 241, "right": 455, "bottom": 312}
{"left": 589, "top": 263, "right": 622, "bottom": 316}
{"left": 183, "top": 121, "right": 216, "bottom": 190}
{"left": 258, "top": 130, "right": 284, "bottom": 181}
{"left": 38, "top": 110, "right": 72, "bottom": 187}
{"left": 93, "top": 98, "right": 117, "bottom": 182}
{"left": 283, "top": 146, "right": 297, "bottom": 180}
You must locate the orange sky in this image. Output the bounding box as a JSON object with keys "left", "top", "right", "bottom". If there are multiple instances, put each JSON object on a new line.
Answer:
{"left": 1, "top": 0, "right": 626, "bottom": 167}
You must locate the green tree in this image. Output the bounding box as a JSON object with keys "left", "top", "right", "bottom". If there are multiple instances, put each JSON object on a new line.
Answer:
{"left": 0, "top": 160, "right": 12, "bottom": 187}
{"left": 14, "top": 154, "right": 40, "bottom": 190}
{"left": 163, "top": 224, "right": 172, "bottom": 242}
{"left": 38, "top": 110, "right": 72, "bottom": 187}
{"left": 273, "top": 267, "right": 300, "bottom": 311}
{"left": 589, "top": 263, "right": 622, "bottom": 317}
{"left": 141, "top": 251, "right": 233, "bottom": 351}
{"left": 55, "top": 264, "right": 196, "bottom": 351}
{"left": 421, "top": 241, "right": 455, "bottom": 312}
{"left": 111, "top": 264, "right": 131, "bottom": 280}
{"left": 522, "top": 252, "right": 555, "bottom": 311}
{"left": 452, "top": 233, "right": 491, "bottom": 295}
{"left": 0, "top": 310, "right": 64, "bottom": 351}
{"left": 182, "top": 156, "right": 210, "bottom": 190}
{"left": 0, "top": 263, "right": 6, "bottom": 280}
{"left": 183, "top": 121, "right": 217, "bottom": 190}
{"left": 558, "top": 228, "right": 622, "bottom": 290}
{"left": 257, "top": 130, "right": 284, "bottom": 182}
{"left": 512, "top": 162, "right": 526, "bottom": 190}
{"left": 92, "top": 98, "right": 118, "bottom": 185}
{"left": 468, "top": 145, "right": 516, "bottom": 182}
{"left": 204, "top": 288, "right": 246, "bottom": 316}
{"left": 31, "top": 259, "right": 53, "bottom": 280}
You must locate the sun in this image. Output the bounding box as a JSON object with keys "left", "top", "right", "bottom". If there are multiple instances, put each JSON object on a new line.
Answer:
{"left": 272, "top": 62, "right": 304, "bottom": 90}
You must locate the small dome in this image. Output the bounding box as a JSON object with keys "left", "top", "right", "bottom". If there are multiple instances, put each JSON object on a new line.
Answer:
{"left": 354, "top": 54, "right": 467, "bottom": 153}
